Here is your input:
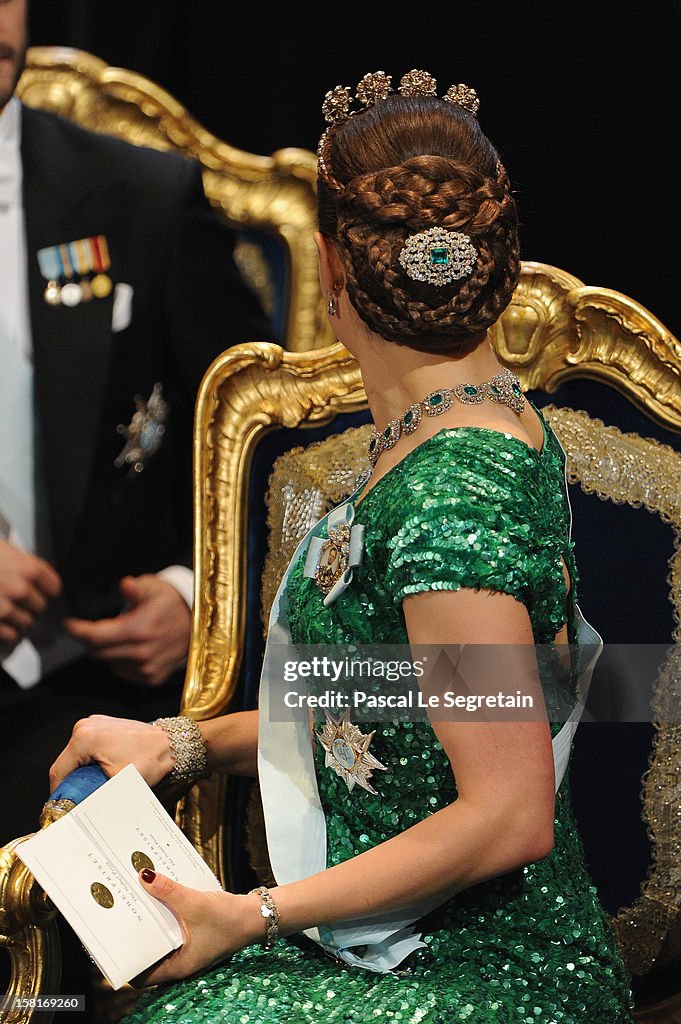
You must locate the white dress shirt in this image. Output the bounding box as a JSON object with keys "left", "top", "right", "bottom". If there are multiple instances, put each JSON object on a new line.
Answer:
{"left": 0, "top": 97, "right": 41, "bottom": 686}
{"left": 0, "top": 97, "right": 33, "bottom": 532}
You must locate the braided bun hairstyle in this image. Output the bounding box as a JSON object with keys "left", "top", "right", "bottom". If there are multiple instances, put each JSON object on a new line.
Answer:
{"left": 317, "top": 95, "right": 520, "bottom": 353}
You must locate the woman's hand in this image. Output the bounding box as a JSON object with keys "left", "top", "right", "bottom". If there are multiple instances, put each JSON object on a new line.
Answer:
{"left": 131, "top": 871, "right": 262, "bottom": 987}
{"left": 49, "top": 715, "right": 175, "bottom": 792}
{"left": 49, "top": 709, "right": 260, "bottom": 795}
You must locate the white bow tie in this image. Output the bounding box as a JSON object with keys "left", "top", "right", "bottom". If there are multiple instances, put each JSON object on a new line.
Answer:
{"left": 0, "top": 142, "right": 19, "bottom": 209}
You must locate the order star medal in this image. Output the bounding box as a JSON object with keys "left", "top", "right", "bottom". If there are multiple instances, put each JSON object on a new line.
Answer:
{"left": 114, "top": 382, "right": 168, "bottom": 476}
{"left": 317, "top": 709, "right": 387, "bottom": 795}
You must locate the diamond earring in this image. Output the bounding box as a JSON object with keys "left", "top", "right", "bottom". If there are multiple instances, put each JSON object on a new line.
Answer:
{"left": 326, "top": 282, "right": 342, "bottom": 318}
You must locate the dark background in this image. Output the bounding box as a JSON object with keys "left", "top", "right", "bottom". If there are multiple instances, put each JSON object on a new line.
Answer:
{"left": 28, "top": 0, "right": 679, "bottom": 338}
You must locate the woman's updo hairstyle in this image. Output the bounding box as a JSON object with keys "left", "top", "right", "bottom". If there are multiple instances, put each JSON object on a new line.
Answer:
{"left": 317, "top": 72, "right": 520, "bottom": 354}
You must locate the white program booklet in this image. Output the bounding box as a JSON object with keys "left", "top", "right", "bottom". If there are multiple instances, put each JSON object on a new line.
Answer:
{"left": 17, "top": 764, "right": 222, "bottom": 989}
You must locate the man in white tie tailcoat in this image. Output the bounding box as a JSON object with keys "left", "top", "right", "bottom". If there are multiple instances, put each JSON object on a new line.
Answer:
{"left": 0, "top": 0, "right": 270, "bottom": 842}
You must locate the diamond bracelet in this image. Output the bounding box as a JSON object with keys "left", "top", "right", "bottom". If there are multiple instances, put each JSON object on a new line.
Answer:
{"left": 152, "top": 716, "right": 208, "bottom": 784}
{"left": 249, "top": 885, "right": 280, "bottom": 949}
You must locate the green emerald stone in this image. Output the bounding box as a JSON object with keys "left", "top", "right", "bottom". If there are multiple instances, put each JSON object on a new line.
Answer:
{"left": 429, "top": 393, "right": 444, "bottom": 407}
{"left": 369, "top": 438, "right": 377, "bottom": 452}
{"left": 384, "top": 424, "right": 393, "bottom": 438}
{"left": 512, "top": 383, "right": 522, "bottom": 395}
{"left": 429, "top": 247, "right": 450, "bottom": 266}
{"left": 404, "top": 410, "right": 414, "bottom": 426}
{"left": 463, "top": 386, "right": 478, "bottom": 396}
{"left": 490, "top": 385, "right": 500, "bottom": 395}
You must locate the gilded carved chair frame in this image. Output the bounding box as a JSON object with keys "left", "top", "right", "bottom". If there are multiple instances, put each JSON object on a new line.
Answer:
{"left": 16, "top": 46, "right": 336, "bottom": 353}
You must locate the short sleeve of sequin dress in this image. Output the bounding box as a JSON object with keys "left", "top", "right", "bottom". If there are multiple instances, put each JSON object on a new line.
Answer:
{"left": 124, "top": 423, "right": 634, "bottom": 1024}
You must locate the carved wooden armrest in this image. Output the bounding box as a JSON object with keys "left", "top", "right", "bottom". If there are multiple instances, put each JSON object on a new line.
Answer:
{"left": 0, "top": 833, "right": 61, "bottom": 1024}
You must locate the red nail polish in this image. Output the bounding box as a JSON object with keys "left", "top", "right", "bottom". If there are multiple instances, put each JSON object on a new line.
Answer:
{"left": 141, "top": 868, "right": 156, "bottom": 883}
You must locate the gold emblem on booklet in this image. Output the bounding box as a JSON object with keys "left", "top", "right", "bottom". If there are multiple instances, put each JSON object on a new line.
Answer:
{"left": 90, "top": 882, "right": 114, "bottom": 909}
{"left": 317, "top": 709, "right": 387, "bottom": 795}
{"left": 131, "top": 851, "right": 155, "bottom": 873}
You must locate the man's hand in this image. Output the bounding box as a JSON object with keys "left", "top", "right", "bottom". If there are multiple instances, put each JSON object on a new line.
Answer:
{"left": 64, "top": 575, "right": 191, "bottom": 686}
{"left": 0, "top": 539, "right": 62, "bottom": 652}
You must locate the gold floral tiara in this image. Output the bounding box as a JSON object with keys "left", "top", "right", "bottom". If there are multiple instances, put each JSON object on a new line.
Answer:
{"left": 317, "top": 70, "right": 480, "bottom": 181}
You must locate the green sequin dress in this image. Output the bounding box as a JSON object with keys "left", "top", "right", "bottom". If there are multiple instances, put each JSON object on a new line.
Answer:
{"left": 126, "top": 421, "right": 634, "bottom": 1024}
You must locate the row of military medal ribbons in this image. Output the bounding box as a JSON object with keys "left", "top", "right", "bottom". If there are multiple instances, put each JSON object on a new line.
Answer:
{"left": 37, "top": 234, "right": 113, "bottom": 307}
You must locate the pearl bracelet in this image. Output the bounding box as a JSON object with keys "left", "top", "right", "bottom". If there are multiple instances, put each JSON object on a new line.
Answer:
{"left": 153, "top": 716, "right": 207, "bottom": 783}
{"left": 249, "top": 885, "right": 280, "bottom": 949}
